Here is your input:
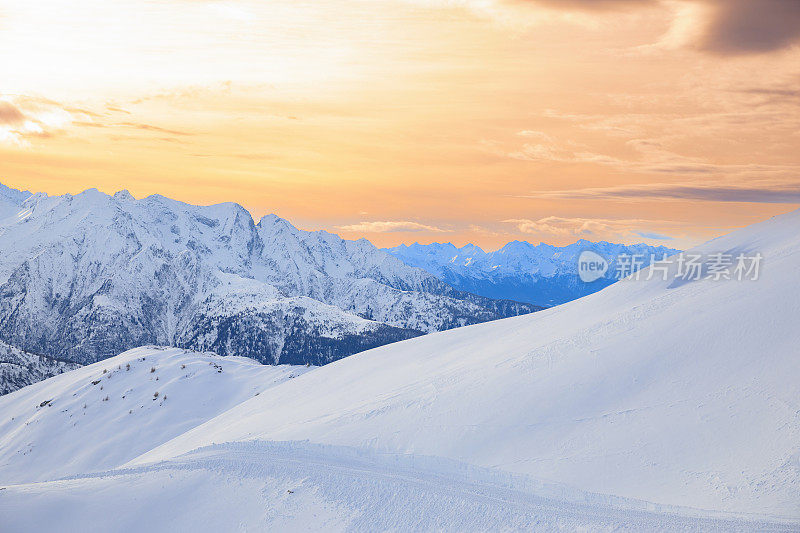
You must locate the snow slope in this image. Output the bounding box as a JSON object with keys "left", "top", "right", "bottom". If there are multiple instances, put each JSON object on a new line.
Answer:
{"left": 0, "top": 339, "right": 80, "bottom": 395}
{"left": 2, "top": 442, "right": 794, "bottom": 532}
{"left": 386, "top": 240, "right": 679, "bottom": 306}
{"left": 0, "top": 346, "right": 311, "bottom": 483}
{"left": 135, "top": 208, "right": 800, "bottom": 519}
{"left": 0, "top": 185, "right": 538, "bottom": 367}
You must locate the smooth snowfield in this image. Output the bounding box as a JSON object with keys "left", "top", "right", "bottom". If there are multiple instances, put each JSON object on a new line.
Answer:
{"left": 2, "top": 442, "right": 796, "bottom": 532}
{"left": 0, "top": 347, "right": 311, "bottom": 483}
{"left": 135, "top": 209, "right": 800, "bottom": 519}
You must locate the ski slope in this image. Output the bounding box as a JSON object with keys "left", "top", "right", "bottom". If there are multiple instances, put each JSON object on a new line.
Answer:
{"left": 1, "top": 209, "right": 799, "bottom": 530}
{"left": 2, "top": 442, "right": 794, "bottom": 532}
{"left": 135, "top": 208, "right": 800, "bottom": 519}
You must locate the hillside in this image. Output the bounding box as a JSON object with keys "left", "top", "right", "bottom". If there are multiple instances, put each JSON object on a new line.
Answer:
{"left": 136, "top": 208, "right": 800, "bottom": 519}
{"left": 0, "top": 346, "right": 310, "bottom": 483}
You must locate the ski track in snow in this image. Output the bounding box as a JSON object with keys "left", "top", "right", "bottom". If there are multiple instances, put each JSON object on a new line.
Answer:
{"left": 2, "top": 441, "right": 797, "bottom": 532}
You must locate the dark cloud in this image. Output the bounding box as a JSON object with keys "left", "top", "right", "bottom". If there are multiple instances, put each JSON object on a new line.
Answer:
{"left": 528, "top": 0, "right": 800, "bottom": 55}
{"left": 701, "top": 0, "right": 800, "bottom": 55}
{"left": 736, "top": 83, "right": 800, "bottom": 106}
{"left": 524, "top": 182, "right": 800, "bottom": 203}
{"left": 0, "top": 101, "right": 25, "bottom": 125}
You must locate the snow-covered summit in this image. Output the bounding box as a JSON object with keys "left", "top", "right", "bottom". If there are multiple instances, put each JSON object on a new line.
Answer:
{"left": 0, "top": 182, "right": 32, "bottom": 221}
{"left": 0, "top": 183, "right": 538, "bottom": 368}
{"left": 386, "top": 239, "right": 680, "bottom": 306}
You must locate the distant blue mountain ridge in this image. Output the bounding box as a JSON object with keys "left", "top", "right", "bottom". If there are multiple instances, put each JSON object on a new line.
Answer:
{"left": 385, "top": 240, "right": 681, "bottom": 307}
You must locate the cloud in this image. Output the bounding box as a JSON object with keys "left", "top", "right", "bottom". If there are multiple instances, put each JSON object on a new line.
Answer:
{"left": 118, "top": 122, "right": 193, "bottom": 136}
{"left": 636, "top": 231, "right": 673, "bottom": 240}
{"left": 0, "top": 101, "right": 26, "bottom": 125}
{"left": 529, "top": 0, "right": 656, "bottom": 10}
{"left": 0, "top": 96, "right": 76, "bottom": 147}
{"left": 75, "top": 120, "right": 193, "bottom": 136}
{"left": 522, "top": 181, "right": 800, "bottom": 203}
{"left": 497, "top": 121, "right": 800, "bottom": 180}
{"left": 501, "top": 0, "right": 800, "bottom": 55}
{"left": 700, "top": 0, "right": 800, "bottom": 55}
{"left": 337, "top": 221, "right": 451, "bottom": 233}
{"left": 516, "top": 130, "right": 553, "bottom": 141}
{"left": 504, "top": 215, "right": 679, "bottom": 241}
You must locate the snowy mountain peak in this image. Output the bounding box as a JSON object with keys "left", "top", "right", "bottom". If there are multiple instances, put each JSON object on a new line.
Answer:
{"left": 0, "top": 181, "right": 32, "bottom": 205}
{"left": 386, "top": 238, "right": 680, "bottom": 306}
{"left": 0, "top": 186, "right": 539, "bottom": 368}
{"left": 0, "top": 182, "right": 33, "bottom": 221}
{"left": 113, "top": 189, "right": 135, "bottom": 201}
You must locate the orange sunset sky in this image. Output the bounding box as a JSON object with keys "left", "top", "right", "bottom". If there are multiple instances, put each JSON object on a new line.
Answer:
{"left": 1, "top": 0, "right": 798, "bottom": 250}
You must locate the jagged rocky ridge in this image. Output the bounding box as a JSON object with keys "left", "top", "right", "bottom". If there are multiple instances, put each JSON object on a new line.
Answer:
{"left": 0, "top": 184, "right": 540, "bottom": 367}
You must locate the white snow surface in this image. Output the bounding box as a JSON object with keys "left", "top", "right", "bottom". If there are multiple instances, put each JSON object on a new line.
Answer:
{"left": 133, "top": 209, "right": 800, "bottom": 519}
{"left": 0, "top": 346, "right": 311, "bottom": 483}
{"left": 1, "top": 209, "right": 799, "bottom": 531}
{"left": 2, "top": 442, "right": 795, "bottom": 532}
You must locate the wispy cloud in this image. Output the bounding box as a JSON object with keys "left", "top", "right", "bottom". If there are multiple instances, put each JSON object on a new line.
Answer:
{"left": 0, "top": 96, "right": 77, "bottom": 147}
{"left": 521, "top": 181, "right": 800, "bottom": 204}
{"left": 636, "top": 231, "right": 673, "bottom": 240}
{"left": 504, "top": 215, "right": 685, "bottom": 242}
{"left": 338, "top": 221, "right": 451, "bottom": 233}
{"left": 509, "top": 216, "right": 664, "bottom": 235}
{"left": 0, "top": 101, "right": 26, "bottom": 125}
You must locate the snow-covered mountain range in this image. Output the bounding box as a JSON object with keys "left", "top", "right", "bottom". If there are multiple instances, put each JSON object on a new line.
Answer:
{"left": 0, "top": 339, "right": 79, "bottom": 395}
{"left": 0, "top": 183, "right": 539, "bottom": 369}
{"left": 386, "top": 240, "right": 680, "bottom": 306}
{"left": 0, "top": 209, "right": 797, "bottom": 530}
